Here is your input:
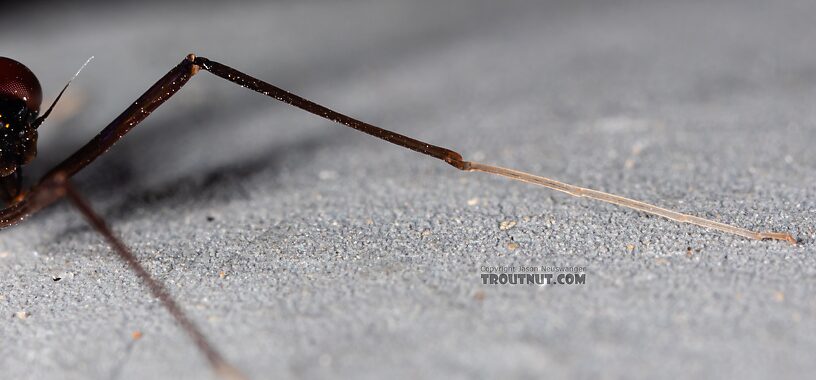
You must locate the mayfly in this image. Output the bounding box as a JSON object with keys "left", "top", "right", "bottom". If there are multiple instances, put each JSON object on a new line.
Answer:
{"left": 0, "top": 54, "right": 796, "bottom": 379}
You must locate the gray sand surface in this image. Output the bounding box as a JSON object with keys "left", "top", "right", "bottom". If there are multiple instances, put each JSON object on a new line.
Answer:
{"left": 1, "top": 1, "right": 814, "bottom": 379}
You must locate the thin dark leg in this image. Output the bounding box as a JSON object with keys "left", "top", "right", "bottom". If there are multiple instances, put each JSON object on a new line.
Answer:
{"left": 58, "top": 176, "right": 247, "bottom": 380}
{"left": 192, "top": 57, "right": 466, "bottom": 169}
{"left": 46, "top": 57, "right": 199, "bottom": 178}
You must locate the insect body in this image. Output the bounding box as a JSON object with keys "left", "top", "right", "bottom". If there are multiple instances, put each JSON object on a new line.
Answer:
{"left": 0, "top": 54, "right": 796, "bottom": 380}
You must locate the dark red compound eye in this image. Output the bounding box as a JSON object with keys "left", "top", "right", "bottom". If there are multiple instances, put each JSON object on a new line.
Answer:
{"left": 0, "top": 57, "right": 43, "bottom": 113}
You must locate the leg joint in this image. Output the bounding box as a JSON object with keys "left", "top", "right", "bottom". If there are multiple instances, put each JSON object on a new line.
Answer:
{"left": 185, "top": 53, "right": 200, "bottom": 75}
